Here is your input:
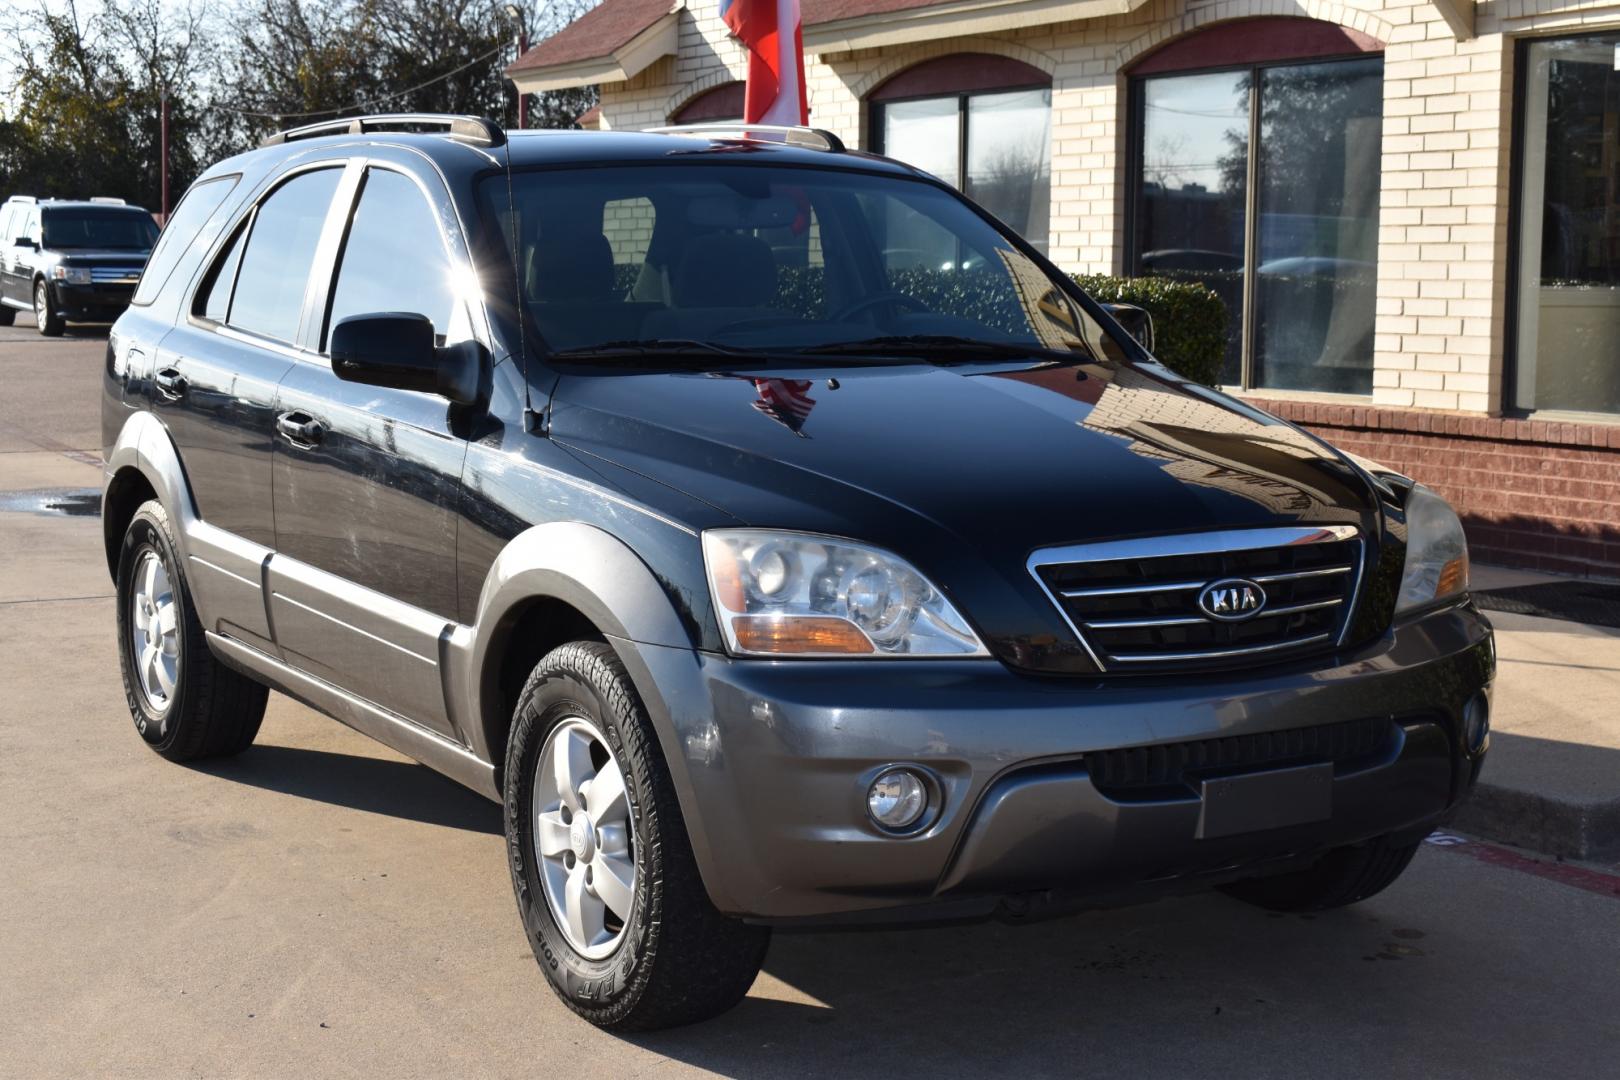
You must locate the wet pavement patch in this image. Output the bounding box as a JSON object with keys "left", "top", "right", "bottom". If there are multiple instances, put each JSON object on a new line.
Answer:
{"left": 0, "top": 488, "right": 101, "bottom": 517}
{"left": 1475, "top": 581, "right": 1620, "bottom": 630}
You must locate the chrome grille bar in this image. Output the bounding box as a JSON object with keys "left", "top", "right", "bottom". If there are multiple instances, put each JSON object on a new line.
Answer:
{"left": 1027, "top": 525, "right": 1365, "bottom": 674}
{"left": 1106, "top": 633, "right": 1334, "bottom": 664}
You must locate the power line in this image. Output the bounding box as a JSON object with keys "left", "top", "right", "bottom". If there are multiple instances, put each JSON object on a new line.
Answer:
{"left": 213, "top": 40, "right": 511, "bottom": 119}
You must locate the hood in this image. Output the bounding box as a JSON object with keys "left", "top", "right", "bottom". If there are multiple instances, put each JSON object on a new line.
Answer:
{"left": 548, "top": 356, "right": 1382, "bottom": 673}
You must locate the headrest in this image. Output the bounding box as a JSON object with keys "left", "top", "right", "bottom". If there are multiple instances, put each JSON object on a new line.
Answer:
{"left": 672, "top": 231, "right": 778, "bottom": 308}
{"left": 527, "top": 228, "right": 615, "bottom": 302}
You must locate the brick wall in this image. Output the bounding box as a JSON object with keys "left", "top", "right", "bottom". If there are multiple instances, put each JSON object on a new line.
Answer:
{"left": 1251, "top": 399, "right": 1620, "bottom": 578}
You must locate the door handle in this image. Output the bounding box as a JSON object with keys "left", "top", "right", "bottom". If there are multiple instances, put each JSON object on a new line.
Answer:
{"left": 276, "top": 411, "right": 325, "bottom": 446}
{"left": 153, "top": 367, "right": 187, "bottom": 399}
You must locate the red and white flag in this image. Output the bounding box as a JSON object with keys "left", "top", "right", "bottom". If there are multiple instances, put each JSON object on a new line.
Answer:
{"left": 719, "top": 0, "right": 808, "bottom": 125}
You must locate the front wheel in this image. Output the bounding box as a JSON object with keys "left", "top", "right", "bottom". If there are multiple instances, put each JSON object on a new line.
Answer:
{"left": 1220, "top": 835, "right": 1421, "bottom": 912}
{"left": 34, "top": 280, "right": 64, "bottom": 336}
{"left": 505, "top": 641, "right": 769, "bottom": 1030}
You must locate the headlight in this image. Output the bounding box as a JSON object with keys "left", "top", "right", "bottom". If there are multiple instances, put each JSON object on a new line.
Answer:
{"left": 702, "top": 529, "right": 986, "bottom": 657}
{"left": 1395, "top": 485, "right": 1469, "bottom": 616}
{"left": 52, "top": 266, "right": 92, "bottom": 285}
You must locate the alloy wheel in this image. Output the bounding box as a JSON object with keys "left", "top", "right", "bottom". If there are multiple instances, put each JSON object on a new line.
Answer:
{"left": 533, "top": 716, "right": 637, "bottom": 959}
{"left": 130, "top": 549, "right": 180, "bottom": 721}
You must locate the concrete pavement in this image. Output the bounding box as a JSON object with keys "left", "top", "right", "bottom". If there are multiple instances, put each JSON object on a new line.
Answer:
{"left": 4, "top": 317, "right": 1620, "bottom": 1078}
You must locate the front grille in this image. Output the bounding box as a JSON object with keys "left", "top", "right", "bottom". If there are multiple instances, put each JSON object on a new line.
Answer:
{"left": 1088, "top": 716, "right": 1396, "bottom": 799}
{"left": 1030, "top": 526, "right": 1363, "bottom": 674}
{"left": 89, "top": 266, "right": 140, "bottom": 284}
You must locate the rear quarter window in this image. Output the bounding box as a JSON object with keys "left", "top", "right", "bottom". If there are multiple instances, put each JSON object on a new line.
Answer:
{"left": 132, "top": 176, "right": 241, "bottom": 306}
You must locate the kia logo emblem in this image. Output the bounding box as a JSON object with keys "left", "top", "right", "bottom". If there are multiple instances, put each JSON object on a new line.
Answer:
{"left": 1198, "top": 578, "right": 1267, "bottom": 621}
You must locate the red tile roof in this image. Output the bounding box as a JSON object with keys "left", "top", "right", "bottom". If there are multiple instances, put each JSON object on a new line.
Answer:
{"left": 508, "top": 0, "right": 961, "bottom": 75}
{"left": 508, "top": 0, "right": 675, "bottom": 73}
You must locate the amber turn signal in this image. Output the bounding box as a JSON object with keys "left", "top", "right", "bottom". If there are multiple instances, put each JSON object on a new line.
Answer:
{"left": 1436, "top": 553, "right": 1468, "bottom": 600}
{"left": 730, "top": 616, "right": 874, "bottom": 654}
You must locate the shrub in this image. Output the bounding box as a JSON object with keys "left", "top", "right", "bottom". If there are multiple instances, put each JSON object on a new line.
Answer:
{"left": 1073, "top": 273, "right": 1228, "bottom": 387}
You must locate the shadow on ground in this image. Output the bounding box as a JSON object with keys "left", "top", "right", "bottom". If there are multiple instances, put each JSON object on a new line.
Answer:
{"left": 196, "top": 743, "right": 502, "bottom": 834}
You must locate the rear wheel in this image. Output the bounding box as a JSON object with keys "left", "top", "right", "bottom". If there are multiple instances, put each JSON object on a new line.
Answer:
{"left": 115, "top": 500, "right": 268, "bottom": 760}
{"left": 1220, "top": 836, "right": 1421, "bottom": 912}
{"left": 505, "top": 641, "right": 769, "bottom": 1030}
{"left": 0, "top": 302, "right": 15, "bottom": 326}
{"left": 34, "top": 280, "right": 64, "bottom": 336}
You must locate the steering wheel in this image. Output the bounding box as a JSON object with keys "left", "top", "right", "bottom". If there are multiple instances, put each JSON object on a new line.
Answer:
{"left": 831, "top": 291, "right": 929, "bottom": 323}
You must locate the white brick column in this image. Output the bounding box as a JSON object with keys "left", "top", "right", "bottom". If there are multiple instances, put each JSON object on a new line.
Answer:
{"left": 1372, "top": 7, "right": 1512, "bottom": 413}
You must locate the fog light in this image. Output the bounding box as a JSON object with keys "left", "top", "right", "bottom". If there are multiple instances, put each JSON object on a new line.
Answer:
{"left": 1464, "top": 693, "right": 1490, "bottom": 755}
{"left": 867, "top": 768, "right": 928, "bottom": 830}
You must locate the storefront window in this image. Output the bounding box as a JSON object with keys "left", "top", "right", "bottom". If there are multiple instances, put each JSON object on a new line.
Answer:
{"left": 1130, "top": 25, "right": 1383, "bottom": 394}
{"left": 1515, "top": 34, "right": 1620, "bottom": 416}
{"left": 871, "top": 57, "right": 1052, "bottom": 253}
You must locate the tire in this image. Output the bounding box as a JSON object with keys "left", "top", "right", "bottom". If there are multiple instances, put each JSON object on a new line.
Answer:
{"left": 505, "top": 641, "right": 769, "bottom": 1030}
{"left": 1220, "top": 836, "right": 1421, "bottom": 913}
{"left": 34, "top": 280, "right": 64, "bottom": 336}
{"left": 115, "top": 499, "right": 268, "bottom": 761}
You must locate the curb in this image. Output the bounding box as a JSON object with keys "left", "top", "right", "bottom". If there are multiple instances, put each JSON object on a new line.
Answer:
{"left": 1449, "top": 781, "right": 1620, "bottom": 862}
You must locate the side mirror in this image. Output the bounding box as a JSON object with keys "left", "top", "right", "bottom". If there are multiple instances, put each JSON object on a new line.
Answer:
{"left": 330, "top": 313, "right": 482, "bottom": 405}
{"left": 15, "top": 237, "right": 38, "bottom": 250}
{"left": 1101, "top": 302, "right": 1154, "bottom": 353}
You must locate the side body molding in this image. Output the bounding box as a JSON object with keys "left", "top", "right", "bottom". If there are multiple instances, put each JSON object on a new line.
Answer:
{"left": 455, "top": 520, "right": 698, "bottom": 767}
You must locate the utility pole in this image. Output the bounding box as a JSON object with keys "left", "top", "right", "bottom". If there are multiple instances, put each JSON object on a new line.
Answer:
{"left": 516, "top": 25, "right": 530, "bottom": 129}
{"left": 159, "top": 86, "right": 170, "bottom": 220}
{"left": 506, "top": 4, "right": 530, "bottom": 129}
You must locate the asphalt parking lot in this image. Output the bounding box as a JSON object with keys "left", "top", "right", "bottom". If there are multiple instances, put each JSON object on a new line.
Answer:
{"left": 3, "top": 315, "right": 1619, "bottom": 1079}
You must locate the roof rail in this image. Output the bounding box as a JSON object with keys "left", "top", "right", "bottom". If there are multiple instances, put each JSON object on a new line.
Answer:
{"left": 89, "top": 196, "right": 127, "bottom": 205}
{"left": 644, "top": 123, "right": 846, "bottom": 153}
{"left": 260, "top": 113, "right": 506, "bottom": 149}
{"left": 6, "top": 195, "right": 37, "bottom": 204}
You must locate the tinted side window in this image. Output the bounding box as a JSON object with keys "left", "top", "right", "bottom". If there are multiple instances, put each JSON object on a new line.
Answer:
{"left": 228, "top": 168, "right": 342, "bottom": 342}
{"left": 133, "top": 175, "right": 239, "bottom": 306}
{"left": 325, "top": 168, "right": 454, "bottom": 346}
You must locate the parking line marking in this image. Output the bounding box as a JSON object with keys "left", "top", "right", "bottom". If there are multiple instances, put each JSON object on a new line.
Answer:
{"left": 1428, "top": 832, "right": 1620, "bottom": 900}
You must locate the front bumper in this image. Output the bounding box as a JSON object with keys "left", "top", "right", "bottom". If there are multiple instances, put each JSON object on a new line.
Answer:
{"left": 618, "top": 602, "right": 1494, "bottom": 924}
{"left": 46, "top": 281, "right": 135, "bottom": 322}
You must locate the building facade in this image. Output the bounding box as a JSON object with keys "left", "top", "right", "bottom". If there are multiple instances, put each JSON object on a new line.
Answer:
{"left": 510, "top": 0, "right": 1620, "bottom": 577}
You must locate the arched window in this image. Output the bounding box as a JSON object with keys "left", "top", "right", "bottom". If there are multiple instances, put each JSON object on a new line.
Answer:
{"left": 1128, "top": 18, "right": 1384, "bottom": 393}
{"left": 671, "top": 81, "right": 746, "bottom": 125}
{"left": 869, "top": 55, "right": 1052, "bottom": 253}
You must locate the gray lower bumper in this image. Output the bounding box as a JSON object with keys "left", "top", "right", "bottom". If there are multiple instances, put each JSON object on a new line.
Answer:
{"left": 617, "top": 603, "right": 1494, "bottom": 923}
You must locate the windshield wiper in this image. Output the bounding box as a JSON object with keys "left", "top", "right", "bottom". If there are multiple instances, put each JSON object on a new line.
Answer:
{"left": 793, "top": 335, "right": 1094, "bottom": 363}
{"left": 546, "top": 338, "right": 918, "bottom": 366}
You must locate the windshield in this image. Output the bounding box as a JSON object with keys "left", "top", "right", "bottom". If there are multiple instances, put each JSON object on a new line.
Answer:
{"left": 41, "top": 209, "right": 159, "bottom": 250}
{"left": 483, "top": 163, "right": 1125, "bottom": 363}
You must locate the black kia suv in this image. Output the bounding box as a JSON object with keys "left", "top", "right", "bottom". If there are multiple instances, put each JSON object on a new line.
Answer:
{"left": 1, "top": 196, "right": 158, "bottom": 335}
{"left": 102, "top": 114, "right": 1493, "bottom": 1030}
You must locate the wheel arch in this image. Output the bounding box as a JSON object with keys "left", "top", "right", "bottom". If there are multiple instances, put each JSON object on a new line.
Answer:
{"left": 463, "top": 521, "right": 699, "bottom": 780}
{"left": 102, "top": 410, "right": 196, "bottom": 580}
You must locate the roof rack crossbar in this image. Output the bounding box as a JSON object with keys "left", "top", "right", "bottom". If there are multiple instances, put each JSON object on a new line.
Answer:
{"left": 643, "top": 123, "right": 846, "bottom": 153}
{"left": 261, "top": 113, "right": 505, "bottom": 149}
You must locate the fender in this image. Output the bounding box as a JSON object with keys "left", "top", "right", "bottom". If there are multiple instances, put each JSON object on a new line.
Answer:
{"left": 103, "top": 410, "right": 279, "bottom": 654}
{"left": 455, "top": 519, "right": 696, "bottom": 766}
{"left": 103, "top": 409, "right": 198, "bottom": 570}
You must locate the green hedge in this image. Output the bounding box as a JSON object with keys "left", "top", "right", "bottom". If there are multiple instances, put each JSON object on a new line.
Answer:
{"left": 1073, "top": 273, "right": 1228, "bottom": 387}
